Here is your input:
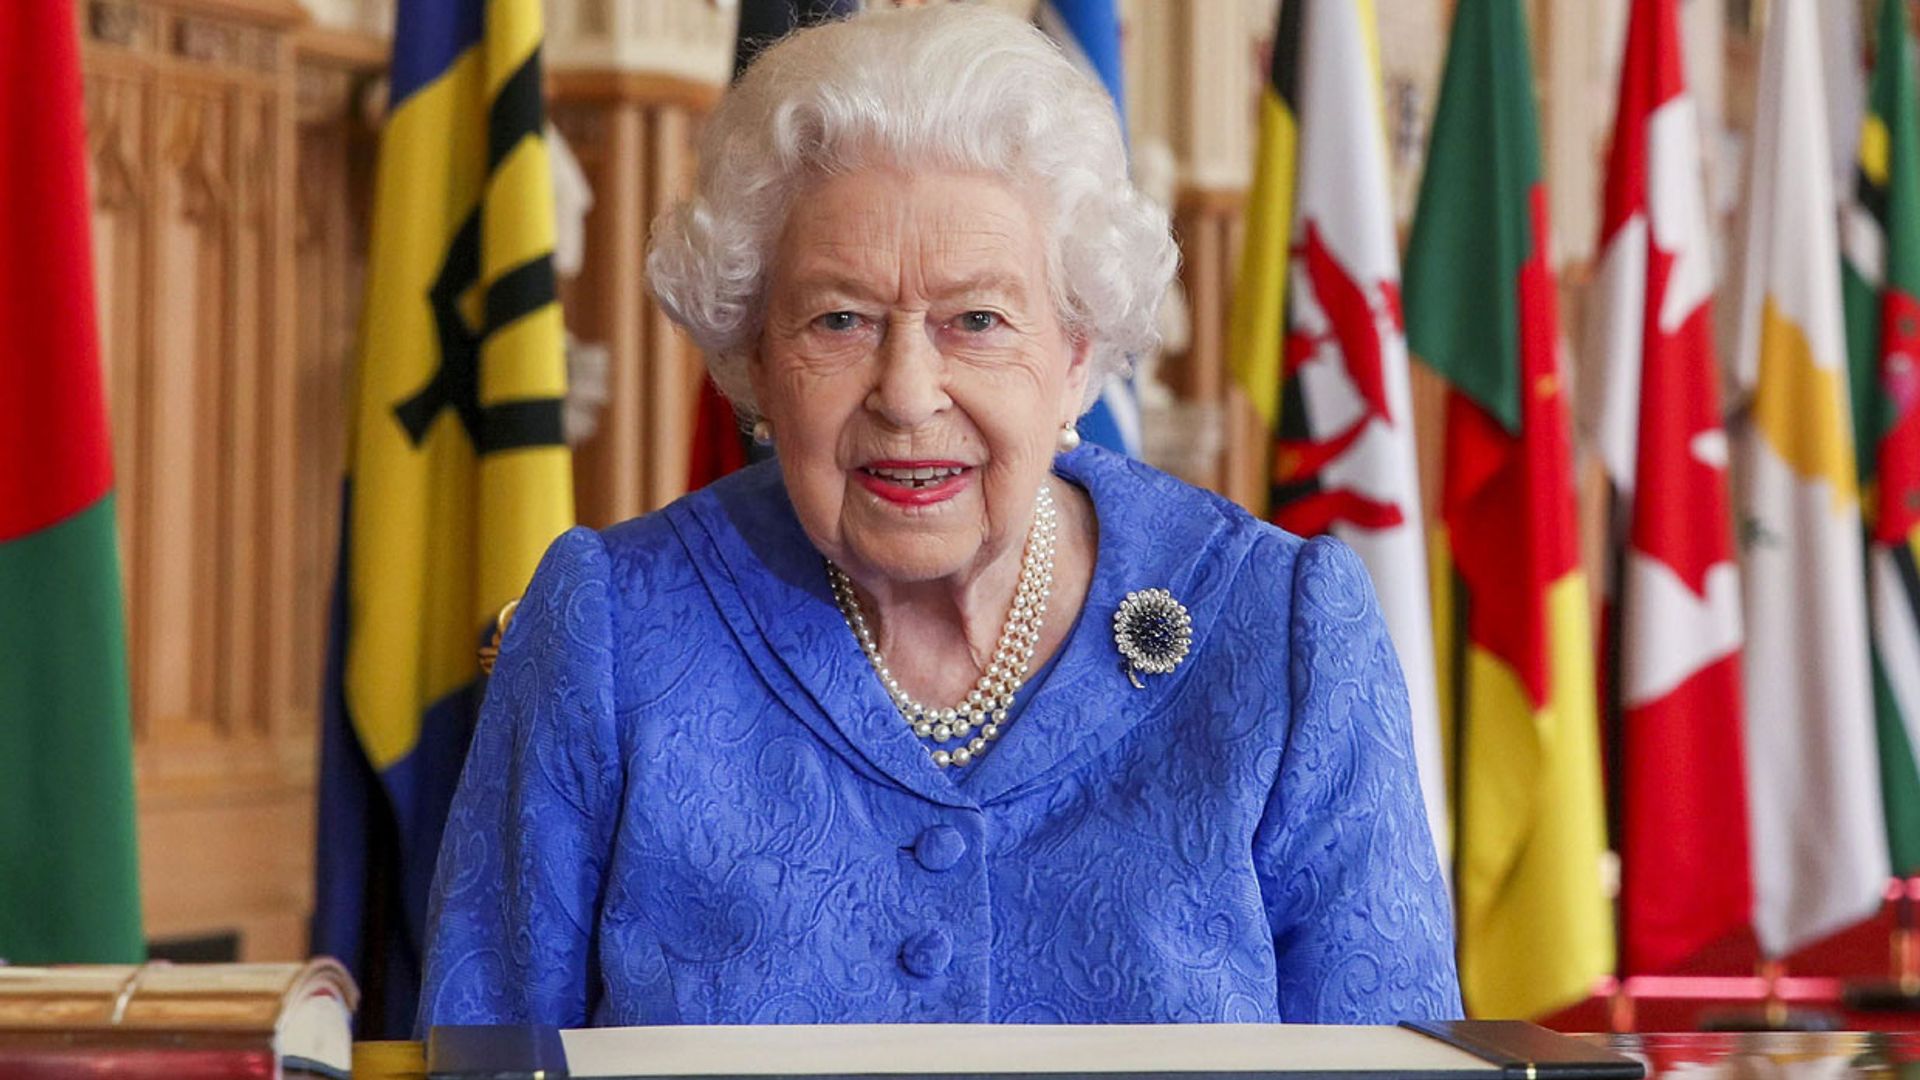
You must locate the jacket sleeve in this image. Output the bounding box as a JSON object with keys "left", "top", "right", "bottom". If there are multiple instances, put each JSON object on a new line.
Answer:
{"left": 416, "top": 526, "right": 623, "bottom": 1031}
{"left": 1252, "top": 534, "right": 1463, "bottom": 1022}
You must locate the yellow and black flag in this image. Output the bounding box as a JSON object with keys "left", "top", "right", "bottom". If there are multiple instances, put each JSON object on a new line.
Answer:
{"left": 1225, "top": 0, "right": 1300, "bottom": 450}
{"left": 314, "top": 0, "right": 573, "bottom": 1036}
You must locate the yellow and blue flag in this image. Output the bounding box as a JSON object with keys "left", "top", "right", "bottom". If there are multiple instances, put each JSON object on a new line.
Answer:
{"left": 314, "top": 0, "right": 572, "bottom": 1036}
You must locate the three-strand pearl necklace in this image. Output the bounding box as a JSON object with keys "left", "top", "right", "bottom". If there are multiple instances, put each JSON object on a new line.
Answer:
{"left": 828, "top": 484, "right": 1058, "bottom": 768}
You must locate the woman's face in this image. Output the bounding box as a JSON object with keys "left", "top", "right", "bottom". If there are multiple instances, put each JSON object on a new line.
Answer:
{"left": 751, "top": 167, "right": 1090, "bottom": 588}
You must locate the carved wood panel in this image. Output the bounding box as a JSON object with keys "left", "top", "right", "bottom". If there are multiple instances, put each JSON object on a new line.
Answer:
{"left": 553, "top": 76, "right": 716, "bottom": 527}
{"left": 78, "top": 0, "right": 372, "bottom": 962}
{"left": 290, "top": 54, "right": 372, "bottom": 731}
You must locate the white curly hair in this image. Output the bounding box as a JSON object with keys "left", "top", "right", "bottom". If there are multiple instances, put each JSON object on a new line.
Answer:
{"left": 645, "top": 2, "right": 1178, "bottom": 419}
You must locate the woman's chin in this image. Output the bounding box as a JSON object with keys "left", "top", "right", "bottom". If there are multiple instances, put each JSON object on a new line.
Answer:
{"left": 841, "top": 535, "right": 979, "bottom": 585}
{"left": 837, "top": 516, "right": 983, "bottom": 586}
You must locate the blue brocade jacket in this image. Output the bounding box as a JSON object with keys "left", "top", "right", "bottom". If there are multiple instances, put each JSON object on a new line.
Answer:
{"left": 416, "top": 447, "right": 1462, "bottom": 1028}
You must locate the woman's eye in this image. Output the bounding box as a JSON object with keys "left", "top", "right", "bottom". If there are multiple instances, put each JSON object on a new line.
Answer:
{"left": 815, "top": 311, "right": 862, "bottom": 332}
{"left": 956, "top": 311, "right": 1000, "bottom": 333}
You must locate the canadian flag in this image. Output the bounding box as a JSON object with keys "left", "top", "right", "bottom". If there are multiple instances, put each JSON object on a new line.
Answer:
{"left": 1583, "top": 0, "right": 1751, "bottom": 975}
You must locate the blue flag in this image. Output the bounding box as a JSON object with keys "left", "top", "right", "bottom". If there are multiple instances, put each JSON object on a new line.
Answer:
{"left": 1037, "top": 0, "right": 1141, "bottom": 458}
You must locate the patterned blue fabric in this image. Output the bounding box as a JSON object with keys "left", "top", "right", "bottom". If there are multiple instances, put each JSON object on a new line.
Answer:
{"left": 417, "top": 447, "right": 1461, "bottom": 1029}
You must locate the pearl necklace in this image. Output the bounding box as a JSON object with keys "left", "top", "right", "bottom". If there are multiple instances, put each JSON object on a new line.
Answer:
{"left": 828, "top": 484, "right": 1058, "bottom": 768}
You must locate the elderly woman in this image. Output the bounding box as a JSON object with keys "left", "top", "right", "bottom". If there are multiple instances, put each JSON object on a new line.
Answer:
{"left": 417, "top": 4, "right": 1458, "bottom": 1029}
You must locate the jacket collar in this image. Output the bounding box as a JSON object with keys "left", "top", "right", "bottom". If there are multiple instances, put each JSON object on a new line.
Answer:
{"left": 672, "top": 447, "right": 1252, "bottom": 807}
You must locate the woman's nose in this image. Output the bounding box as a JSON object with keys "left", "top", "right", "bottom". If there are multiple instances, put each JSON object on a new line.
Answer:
{"left": 866, "top": 317, "right": 949, "bottom": 428}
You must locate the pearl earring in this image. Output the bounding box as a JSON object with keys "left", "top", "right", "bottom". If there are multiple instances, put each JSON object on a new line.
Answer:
{"left": 1056, "top": 423, "right": 1081, "bottom": 453}
{"left": 751, "top": 419, "right": 774, "bottom": 445}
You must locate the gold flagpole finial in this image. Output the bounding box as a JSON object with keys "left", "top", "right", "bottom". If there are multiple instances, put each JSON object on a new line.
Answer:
{"left": 478, "top": 599, "right": 521, "bottom": 676}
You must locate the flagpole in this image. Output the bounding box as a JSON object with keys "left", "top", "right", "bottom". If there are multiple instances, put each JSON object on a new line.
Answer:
{"left": 1900, "top": 880, "right": 1920, "bottom": 993}
{"left": 1697, "top": 956, "right": 1841, "bottom": 1032}
{"left": 1448, "top": 564, "right": 1469, "bottom": 995}
{"left": 1605, "top": 978, "right": 1634, "bottom": 1035}
{"left": 1842, "top": 877, "right": 1920, "bottom": 1012}
{"left": 1603, "top": 522, "right": 1629, "bottom": 1032}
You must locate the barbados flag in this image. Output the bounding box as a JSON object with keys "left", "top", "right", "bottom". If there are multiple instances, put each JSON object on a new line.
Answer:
{"left": 313, "top": 0, "right": 573, "bottom": 1037}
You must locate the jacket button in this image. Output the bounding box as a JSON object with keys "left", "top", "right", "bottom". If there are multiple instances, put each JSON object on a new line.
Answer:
{"left": 913, "top": 825, "right": 967, "bottom": 872}
{"left": 899, "top": 928, "right": 953, "bottom": 978}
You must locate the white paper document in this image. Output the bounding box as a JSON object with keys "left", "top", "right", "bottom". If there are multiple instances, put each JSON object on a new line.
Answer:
{"left": 558, "top": 1023, "right": 1493, "bottom": 1077}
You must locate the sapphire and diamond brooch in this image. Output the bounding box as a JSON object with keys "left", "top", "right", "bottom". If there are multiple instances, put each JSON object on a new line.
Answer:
{"left": 1113, "top": 588, "right": 1192, "bottom": 688}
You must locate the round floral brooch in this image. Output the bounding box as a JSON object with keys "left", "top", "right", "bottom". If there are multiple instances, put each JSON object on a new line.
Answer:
{"left": 1113, "top": 588, "right": 1192, "bottom": 688}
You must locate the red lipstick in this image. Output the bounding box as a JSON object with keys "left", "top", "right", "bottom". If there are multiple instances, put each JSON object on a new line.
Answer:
{"left": 855, "top": 460, "right": 975, "bottom": 506}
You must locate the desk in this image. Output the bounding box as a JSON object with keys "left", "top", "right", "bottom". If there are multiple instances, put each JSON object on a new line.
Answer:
{"left": 355, "top": 1040, "right": 426, "bottom": 1080}
{"left": 1589, "top": 1032, "right": 1920, "bottom": 1077}
{"left": 353, "top": 1032, "right": 1920, "bottom": 1080}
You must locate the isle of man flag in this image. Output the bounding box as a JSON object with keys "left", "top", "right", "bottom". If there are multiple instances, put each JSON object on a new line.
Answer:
{"left": 1843, "top": 0, "right": 1920, "bottom": 880}
{"left": 1732, "top": 0, "right": 1885, "bottom": 958}
{"left": 1226, "top": 0, "right": 1447, "bottom": 858}
{"left": 1583, "top": 0, "right": 1750, "bottom": 976}
{"left": 1403, "top": 0, "right": 1613, "bottom": 1019}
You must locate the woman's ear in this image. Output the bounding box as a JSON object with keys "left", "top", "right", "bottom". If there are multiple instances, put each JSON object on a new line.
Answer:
{"left": 1060, "top": 334, "right": 1095, "bottom": 429}
{"left": 741, "top": 345, "right": 770, "bottom": 418}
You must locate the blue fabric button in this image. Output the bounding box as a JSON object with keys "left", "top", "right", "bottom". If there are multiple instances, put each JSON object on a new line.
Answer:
{"left": 913, "top": 825, "right": 966, "bottom": 871}
{"left": 899, "top": 928, "right": 953, "bottom": 978}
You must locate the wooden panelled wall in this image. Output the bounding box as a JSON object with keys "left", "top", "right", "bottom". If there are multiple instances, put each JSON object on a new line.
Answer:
{"left": 83, "top": 0, "right": 319, "bottom": 960}
{"left": 76, "top": 0, "right": 712, "bottom": 960}
{"left": 552, "top": 73, "right": 717, "bottom": 527}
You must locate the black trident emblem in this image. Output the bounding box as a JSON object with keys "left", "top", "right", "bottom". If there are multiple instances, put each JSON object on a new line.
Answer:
{"left": 392, "top": 47, "right": 565, "bottom": 454}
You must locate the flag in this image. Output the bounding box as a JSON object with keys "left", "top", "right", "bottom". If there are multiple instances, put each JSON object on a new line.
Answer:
{"left": 1225, "top": 0, "right": 1448, "bottom": 864}
{"left": 687, "top": 0, "right": 862, "bottom": 491}
{"left": 313, "top": 0, "right": 574, "bottom": 1036}
{"left": 1403, "top": 0, "right": 1613, "bottom": 1018}
{"left": 1819, "top": 0, "right": 1866, "bottom": 201}
{"left": 1731, "top": 0, "right": 1885, "bottom": 958}
{"left": 1844, "top": 0, "right": 1920, "bottom": 882}
{"left": 0, "top": 0, "right": 144, "bottom": 965}
{"left": 1582, "top": 0, "right": 1749, "bottom": 975}
{"left": 1038, "top": 0, "right": 1141, "bottom": 458}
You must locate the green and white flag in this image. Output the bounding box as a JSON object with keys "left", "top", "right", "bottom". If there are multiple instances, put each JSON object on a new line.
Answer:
{"left": 1842, "top": 0, "right": 1920, "bottom": 879}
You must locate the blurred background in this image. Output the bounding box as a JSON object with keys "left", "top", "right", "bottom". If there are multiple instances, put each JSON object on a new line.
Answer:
{"left": 16, "top": 0, "right": 1920, "bottom": 1039}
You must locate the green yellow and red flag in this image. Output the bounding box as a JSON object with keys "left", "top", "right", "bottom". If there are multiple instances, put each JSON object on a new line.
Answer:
{"left": 1403, "top": 0, "right": 1613, "bottom": 1018}
{"left": 0, "top": 0, "right": 144, "bottom": 964}
{"left": 1842, "top": 0, "right": 1920, "bottom": 884}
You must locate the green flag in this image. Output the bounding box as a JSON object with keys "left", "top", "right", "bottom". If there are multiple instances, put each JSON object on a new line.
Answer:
{"left": 1842, "top": 0, "right": 1920, "bottom": 876}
